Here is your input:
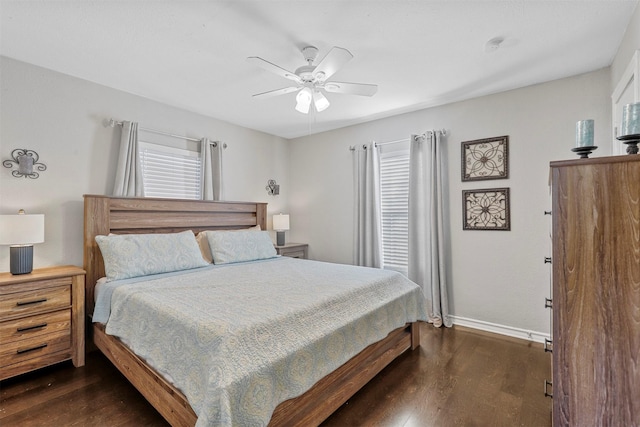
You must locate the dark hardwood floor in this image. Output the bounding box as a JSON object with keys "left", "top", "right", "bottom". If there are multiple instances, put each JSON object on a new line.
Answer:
{"left": 1, "top": 324, "right": 551, "bottom": 426}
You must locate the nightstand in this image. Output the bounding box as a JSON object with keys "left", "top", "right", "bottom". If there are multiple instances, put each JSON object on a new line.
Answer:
{"left": 0, "top": 265, "right": 85, "bottom": 380}
{"left": 275, "top": 243, "right": 309, "bottom": 259}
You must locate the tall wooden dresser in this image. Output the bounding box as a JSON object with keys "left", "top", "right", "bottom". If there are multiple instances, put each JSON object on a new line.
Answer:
{"left": 550, "top": 155, "right": 640, "bottom": 426}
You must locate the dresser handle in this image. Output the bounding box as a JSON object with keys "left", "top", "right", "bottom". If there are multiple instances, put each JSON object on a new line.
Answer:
{"left": 545, "top": 298, "right": 553, "bottom": 309}
{"left": 16, "top": 343, "right": 47, "bottom": 354}
{"left": 544, "top": 380, "right": 553, "bottom": 398}
{"left": 544, "top": 257, "right": 552, "bottom": 264}
{"left": 544, "top": 338, "right": 553, "bottom": 353}
{"left": 544, "top": 210, "right": 552, "bottom": 215}
{"left": 17, "top": 323, "right": 48, "bottom": 332}
{"left": 16, "top": 298, "right": 47, "bottom": 306}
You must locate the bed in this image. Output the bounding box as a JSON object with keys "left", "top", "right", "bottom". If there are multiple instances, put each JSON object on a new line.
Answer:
{"left": 83, "top": 194, "right": 426, "bottom": 426}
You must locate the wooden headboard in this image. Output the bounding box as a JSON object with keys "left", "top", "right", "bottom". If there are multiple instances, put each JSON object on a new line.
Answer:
{"left": 83, "top": 194, "right": 267, "bottom": 314}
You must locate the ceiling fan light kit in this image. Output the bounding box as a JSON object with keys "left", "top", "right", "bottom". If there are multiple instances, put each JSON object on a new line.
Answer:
{"left": 313, "top": 90, "right": 330, "bottom": 112}
{"left": 295, "top": 88, "right": 312, "bottom": 113}
{"left": 248, "top": 45, "right": 378, "bottom": 114}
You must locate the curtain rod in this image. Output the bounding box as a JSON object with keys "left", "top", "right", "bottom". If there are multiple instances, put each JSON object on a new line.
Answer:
{"left": 376, "top": 129, "right": 447, "bottom": 147}
{"left": 108, "top": 118, "right": 202, "bottom": 142}
{"left": 107, "top": 118, "right": 227, "bottom": 148}
{"left": 349, "top": 129, "right": 448, "bottom": 150}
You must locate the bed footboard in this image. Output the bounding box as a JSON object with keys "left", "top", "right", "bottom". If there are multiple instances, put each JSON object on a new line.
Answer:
{"left": 94, "top": 322, "right": 420, "bottom": 427}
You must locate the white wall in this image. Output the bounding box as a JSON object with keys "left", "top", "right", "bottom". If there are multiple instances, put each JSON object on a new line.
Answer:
{"left": 0, "top": 57, "right": 290, "bottom": 270}
{"left": 288, "top": 69, "right": 612, "bottom": 336}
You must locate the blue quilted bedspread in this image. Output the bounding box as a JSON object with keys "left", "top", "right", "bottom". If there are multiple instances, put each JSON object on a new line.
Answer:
{"left": 96, "top": 257, "right": 427, "bottom": 426}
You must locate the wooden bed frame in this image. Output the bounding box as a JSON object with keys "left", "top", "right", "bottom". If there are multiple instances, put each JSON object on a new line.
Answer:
{"left": 83, "top": 194, "right": 420, "bottom": 427}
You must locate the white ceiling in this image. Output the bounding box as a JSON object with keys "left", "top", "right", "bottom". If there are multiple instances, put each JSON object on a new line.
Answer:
{"left": 1, "top": 1, "right": 637, "bottom": 139}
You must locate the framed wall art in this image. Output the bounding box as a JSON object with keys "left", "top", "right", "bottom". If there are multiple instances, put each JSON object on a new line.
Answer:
{"left": 461, "top": 135, "right": 509, "bottom": 181}
{"left": 463, "top": 188, "right": 510, "bottom": 231}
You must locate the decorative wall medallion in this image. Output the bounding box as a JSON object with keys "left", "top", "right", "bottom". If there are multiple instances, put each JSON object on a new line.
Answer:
{"left": 265, "top": 179, "right": 280, "bottom": 195}
{"left": 461, "top": 136, "right": 509, "bottom": 181}
{"left": 463, "top": 188, "right": 510, "bottom": 230}
{"left": 3, "top": 149, "right": 47, "bottom": 179}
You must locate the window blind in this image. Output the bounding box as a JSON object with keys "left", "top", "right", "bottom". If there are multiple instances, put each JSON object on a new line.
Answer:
{"left": 379, "top": 150, "right": 410, "bottom": 274}
{"left": 139, "top": 141, "right": 202, "bottom": 199}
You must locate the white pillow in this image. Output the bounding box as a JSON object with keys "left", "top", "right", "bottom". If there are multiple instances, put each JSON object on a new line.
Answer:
{"left": 96, "top": 230, "right": 209, "bottom": 281}
{"left": 196, "top": 225, "right": 261, "bottom": 263}
{"left": 207, "top": 230, "right": 277, "bottom": 265}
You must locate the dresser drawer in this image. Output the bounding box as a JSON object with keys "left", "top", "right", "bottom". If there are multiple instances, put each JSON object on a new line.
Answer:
{"left": 0, "top": 283, "right": 70, "bottom": 319}
{"left": 0, "top": 310, "right": 71, "bottom": 343}
{"left": 0, "top": 328, "right": 71, "bottom": 368}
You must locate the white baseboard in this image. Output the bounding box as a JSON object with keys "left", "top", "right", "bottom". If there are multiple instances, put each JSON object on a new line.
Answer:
{"left": 450, "top": 315, "right": 550, "bottom": 343}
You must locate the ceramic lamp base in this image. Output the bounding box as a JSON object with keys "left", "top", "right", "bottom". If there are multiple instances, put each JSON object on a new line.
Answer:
{"left": 276, "top": 231, "right": 286, "bottom": 246}
{"left": 10, "top": 245, "right": 34, "bottom": 275}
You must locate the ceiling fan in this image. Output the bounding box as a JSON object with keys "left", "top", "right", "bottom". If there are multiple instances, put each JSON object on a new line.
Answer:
{"left": 247, "top": 46, "right": 378, "bottom": 114}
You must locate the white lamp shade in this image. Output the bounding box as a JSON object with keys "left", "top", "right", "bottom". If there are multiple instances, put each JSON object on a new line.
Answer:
{"left": 295, "top": 88, "right": 312, "bottom": 114}
{"left": 313, "top": 90, "right": 330, "bottom": 112}
{"left": 273, "top": 214, "right": 290, "bottom": 231}
{"left": 0, "top": 214, "right": 45, "bottom": 245}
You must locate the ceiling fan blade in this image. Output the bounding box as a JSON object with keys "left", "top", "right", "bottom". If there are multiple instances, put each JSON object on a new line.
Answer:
{"left": 252, "top": 86, "right": 301, "bottom": 99}
{"left": 312, "top": 47, "right": 353, "bottom": 81}
{"left": 323, "top": 81, "right": 378, "bottom": 96}
{"left": 247, "top": 57, "right": 302, "bottom": 84}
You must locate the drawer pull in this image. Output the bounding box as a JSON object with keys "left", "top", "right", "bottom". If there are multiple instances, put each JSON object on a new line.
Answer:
{"left": 544, "top": 380, "right": 553, "bottom": 398}
{"left": 544, "top": 210, "right": 552, "bottom": 215}
{"left": 16, "top": 343, "right": 48, "bottom": 354}
{"left": 16, "top": 298, "right": 48, "bottom": 306}
{"left": 17, "top": 323, "right": 48, "bottom": 332}
{"left": 544, "top": 257, "right": 552, "bottom": 264}
{"left": 544, "top": 338, "right": 553, "bottom": 353}
{"left": 545, "top": 298, "right": 553, "bottom": 309}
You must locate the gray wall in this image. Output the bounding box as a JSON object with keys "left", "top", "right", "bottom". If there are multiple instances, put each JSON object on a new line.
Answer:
{"left": 0, "top": 57, "right": 290, "bottom": 270}
{"left": 611, "top": 3, "right": 640, "bottom": 90}
{"left": 288, "top": 68, "right": 612, "bottom": 339}
{"left": 1, "top": 3, "right": 638, "bottom": 339}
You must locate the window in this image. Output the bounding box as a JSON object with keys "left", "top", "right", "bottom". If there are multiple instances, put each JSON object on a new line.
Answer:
{"left": 139, "top": 141, "right": 202, "bottom": 199}
{"left": 379, "top": 148, "right": 410, "bottom": 274}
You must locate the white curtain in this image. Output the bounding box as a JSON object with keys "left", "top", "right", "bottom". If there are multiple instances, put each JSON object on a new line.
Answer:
{"left": 112, "top": 121, "right": 144, "bottom": 197}
{"left": 352, "top": 142, "right": 383, "bottom": 268}
{"left": 408, "top": 132, "right": 451, "bottom": 327}
{"left": 200, "top": 138, "right": 224, "bottom": 201}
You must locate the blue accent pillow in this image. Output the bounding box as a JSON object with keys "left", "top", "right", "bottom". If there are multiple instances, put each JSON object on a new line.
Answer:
{"left": 96, "top": 230, "right": 209, "bottom": 281}
{"left": 207, "top": 230, "right": 277, "bottom": 264}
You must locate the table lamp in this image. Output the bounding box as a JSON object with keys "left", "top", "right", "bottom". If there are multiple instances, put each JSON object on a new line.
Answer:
{"left": 273, "top": 213, "right": 290, "bottom": 246}
{"left": 0, "top": 210, "right": 45, "bottom": 274}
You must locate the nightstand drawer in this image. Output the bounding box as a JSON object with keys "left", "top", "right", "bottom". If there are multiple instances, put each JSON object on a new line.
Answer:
{"left": 0, "top": 283, "right": 70, "bottom": 319}
{"left": 0, "top": 328, "right": 71, "bottom": 368}
{"left": 0, "top": 266, "right": 84, "bottom": 380}
{"left": 281, "top": 249, "right": 306, "bottom": 258}
{"left": 275, "top": 243, "right": 309, "bottom": 259}
{"left": 0, "top": 310, "right": 71, "bottom": 343}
